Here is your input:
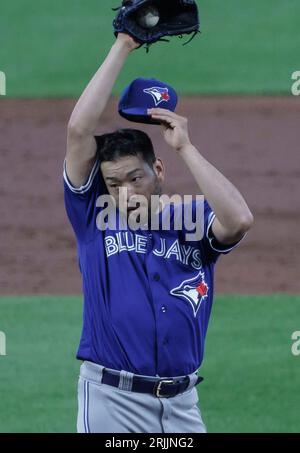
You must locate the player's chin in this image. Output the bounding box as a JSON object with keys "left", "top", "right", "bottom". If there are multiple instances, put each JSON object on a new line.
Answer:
{"left": 118, "top": 206, "right": 139, "bottom": 218}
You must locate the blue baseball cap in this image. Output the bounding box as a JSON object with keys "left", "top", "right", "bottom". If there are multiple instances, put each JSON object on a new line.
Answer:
{"left": 118, "top": 77, "right": 178, "bottom": 125}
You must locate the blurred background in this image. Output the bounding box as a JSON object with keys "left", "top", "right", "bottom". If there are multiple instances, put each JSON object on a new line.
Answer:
{"left": 0, "top": 0, "right": 300, "bottom": 433}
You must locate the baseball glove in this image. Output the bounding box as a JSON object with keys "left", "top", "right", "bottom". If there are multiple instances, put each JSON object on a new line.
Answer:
{"left": 113, "top": 0, "right": 200, "bottom": 51}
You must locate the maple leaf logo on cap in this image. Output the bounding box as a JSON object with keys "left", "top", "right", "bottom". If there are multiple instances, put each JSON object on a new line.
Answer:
{"left": 143, "top": 86, "right": 170, "bottom": 106}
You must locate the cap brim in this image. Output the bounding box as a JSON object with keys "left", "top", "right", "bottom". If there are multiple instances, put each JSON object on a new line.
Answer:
{"left": 119, "top": 107, "right": 162, "bottom": 125}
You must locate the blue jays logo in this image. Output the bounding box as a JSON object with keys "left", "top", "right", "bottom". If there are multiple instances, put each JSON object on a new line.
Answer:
{"left": 143, "top": 87, "right": 170, "bottom": 106}
{"left": 170, "top": 271, "right": 209, "bottom": 317}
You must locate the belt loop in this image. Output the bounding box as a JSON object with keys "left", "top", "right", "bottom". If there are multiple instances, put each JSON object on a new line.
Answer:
{"left": 186, "top": 373, "right": 199, "bottom": 391}
{"left": 118, "top": 370, "right": 134, "bottom": 391}
{"left": 98, "top": 365, "right": 105, "bottom": 383}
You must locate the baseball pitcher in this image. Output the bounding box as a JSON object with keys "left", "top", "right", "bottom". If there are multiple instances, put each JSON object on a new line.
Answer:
{"left": 64, "top": 16, "right": 253, "bottom": 432}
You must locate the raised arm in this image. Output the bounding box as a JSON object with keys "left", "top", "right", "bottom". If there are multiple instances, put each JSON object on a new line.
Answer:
{"left": 66, "top": 34, "right": 139, "bottom": 188}
{"left": 149, "top": 108, "right": 254, "bottom": 244}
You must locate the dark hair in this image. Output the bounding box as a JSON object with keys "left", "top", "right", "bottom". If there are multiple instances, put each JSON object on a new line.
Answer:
{"left": 96, "top": 129, "right": 156, "bottom": 168}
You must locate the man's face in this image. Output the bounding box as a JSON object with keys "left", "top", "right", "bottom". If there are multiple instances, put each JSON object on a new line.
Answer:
{"left": 101, "top": 154, "right": 165, "bottom": 217}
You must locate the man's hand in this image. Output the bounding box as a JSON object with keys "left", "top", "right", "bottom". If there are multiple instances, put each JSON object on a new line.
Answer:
{"left": 116, "top": 33, "right": 140, "bottom": 52}
{"left": 148, "top": 108, "right": 192, "bottom": 151}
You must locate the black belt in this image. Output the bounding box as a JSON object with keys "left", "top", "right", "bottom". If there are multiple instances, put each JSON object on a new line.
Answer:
{"left": 101, "top": 369, "right": 203, "bottom": 398}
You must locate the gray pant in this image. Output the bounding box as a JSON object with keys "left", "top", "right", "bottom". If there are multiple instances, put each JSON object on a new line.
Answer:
{"left": 77, "top": 361, "right": 207, "bottom": 433}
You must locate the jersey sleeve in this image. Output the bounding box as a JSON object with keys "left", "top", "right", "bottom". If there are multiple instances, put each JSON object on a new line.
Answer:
{"left": 63, "top": 157, "right": 108, "bottom": 242}
{"left": 202, "top": 199, "right": 246, "bottom": 263}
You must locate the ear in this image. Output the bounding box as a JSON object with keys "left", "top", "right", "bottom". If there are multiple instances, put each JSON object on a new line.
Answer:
{"left": 153, "top": 158, "right": 165, "bottom": 183}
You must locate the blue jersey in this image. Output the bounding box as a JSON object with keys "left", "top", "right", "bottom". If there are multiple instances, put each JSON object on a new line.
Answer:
{"left": 64, "top": 159, "right": 242, "bottom": 377}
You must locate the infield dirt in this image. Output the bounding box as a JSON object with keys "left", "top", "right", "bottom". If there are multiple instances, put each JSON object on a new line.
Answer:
{"left": 1, "top": 97, "right": 299, "bottom": 294}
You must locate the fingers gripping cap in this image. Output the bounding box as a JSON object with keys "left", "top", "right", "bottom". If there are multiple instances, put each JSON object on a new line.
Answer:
{"left": 118, "top": 77, "right": 178, "bottom": 125}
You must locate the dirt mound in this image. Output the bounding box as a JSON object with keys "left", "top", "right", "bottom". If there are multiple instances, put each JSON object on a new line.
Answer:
{"left": 0, "top": 97, "right": 299, "bottom": 294}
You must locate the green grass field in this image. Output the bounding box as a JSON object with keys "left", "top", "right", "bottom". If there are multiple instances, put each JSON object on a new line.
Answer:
{"left": 1, "top": 0, "right": 299, "bottom": 96}
{"left": 0, "top": 295, "right": 299, "bottom": 433}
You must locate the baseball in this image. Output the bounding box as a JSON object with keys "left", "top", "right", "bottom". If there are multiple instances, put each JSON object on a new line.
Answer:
{"left": 137, "top": 6, "right": 160, "bottom": 29}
